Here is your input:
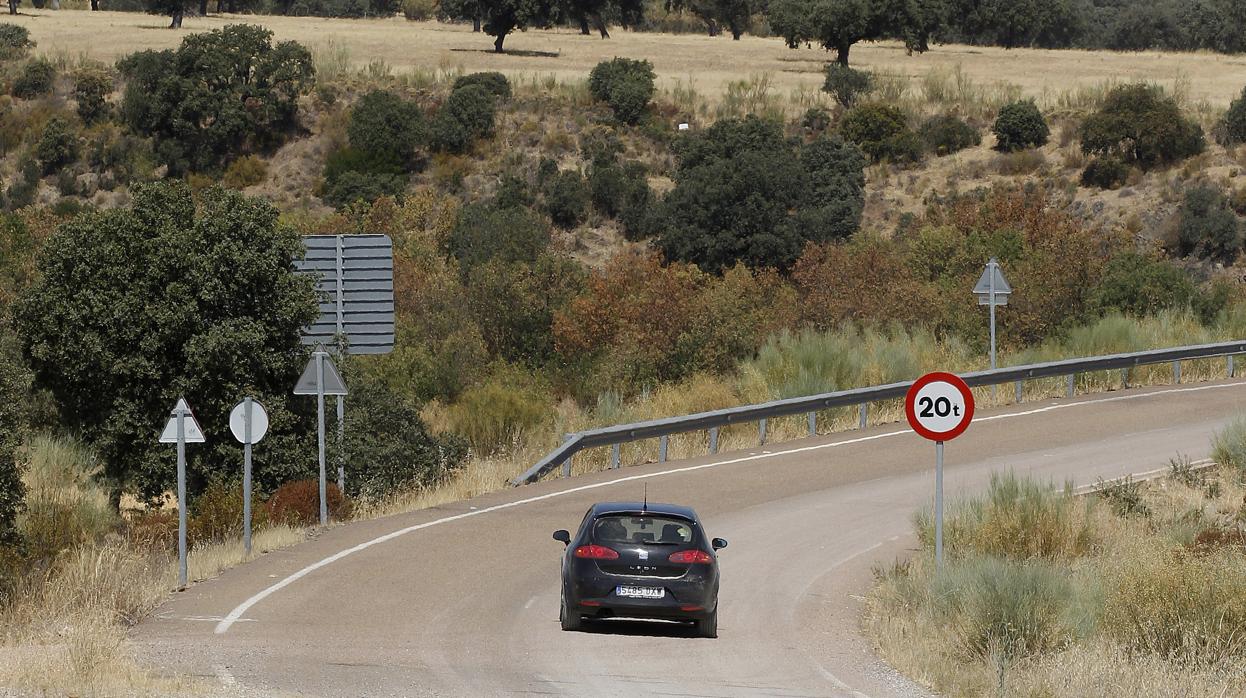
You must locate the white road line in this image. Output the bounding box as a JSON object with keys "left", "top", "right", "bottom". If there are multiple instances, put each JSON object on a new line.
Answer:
{"left": 214, "top": 381, "right": 1246, "bottom": 634}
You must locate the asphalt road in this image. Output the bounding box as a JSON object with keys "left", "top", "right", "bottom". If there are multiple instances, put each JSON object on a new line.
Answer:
{"left": 135, "top": 380, "right": 1246, "bottom": 697}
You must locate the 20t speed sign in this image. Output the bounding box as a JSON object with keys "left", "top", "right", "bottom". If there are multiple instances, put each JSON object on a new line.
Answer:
{"left": 905, "top": 372, "right": 975, "bottom": 442}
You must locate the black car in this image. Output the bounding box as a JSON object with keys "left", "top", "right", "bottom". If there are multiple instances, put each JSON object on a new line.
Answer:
{"left": 552, "top": 501, "right": 727, "bottom": 638}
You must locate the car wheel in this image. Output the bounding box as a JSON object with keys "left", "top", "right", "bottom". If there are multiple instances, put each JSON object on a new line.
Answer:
{"left": 560, "top": 590, "right": 581, "bottom": 632}
{"left": 696, "top": 607, "right": 717, "bottom": 638}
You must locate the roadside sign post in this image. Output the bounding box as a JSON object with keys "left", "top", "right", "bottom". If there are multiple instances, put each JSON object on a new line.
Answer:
{"left": 973, "top": 258, "right": 1011, "bottom": 402}
{"left": 905, "top": 373, "right": 975, "bottom": 570}
{"left": 230, "top": 397, "right": 270, "bottom": 556}
{"left": 294, "top": 350, "right": 347, "bottom": 526}
{"left": 159, "top": 398, "right": 206, "bottom": 590}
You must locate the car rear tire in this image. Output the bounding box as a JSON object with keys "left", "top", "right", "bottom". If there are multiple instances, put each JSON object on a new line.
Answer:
{"left": 696, "top": 607, "right": 717, "bottom": 638}
{"left": 560, "top": 591, "right": 582, "bottom": 632}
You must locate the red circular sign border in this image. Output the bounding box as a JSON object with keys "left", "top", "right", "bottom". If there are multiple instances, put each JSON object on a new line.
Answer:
{"left": 905, "top": 372, "right": 975, "bottom": 442}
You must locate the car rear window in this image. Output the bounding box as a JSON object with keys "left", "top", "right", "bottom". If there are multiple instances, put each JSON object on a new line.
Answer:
{"left": 593, "top": 515, "right": 694, "bottom": 545}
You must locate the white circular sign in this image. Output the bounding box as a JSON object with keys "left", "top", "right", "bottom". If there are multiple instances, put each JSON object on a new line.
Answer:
{"left": 905, "top": 372, "right": 975, "bottom": 442}
{"left": 229, "top": 399, "right": 269, "bottom": 444}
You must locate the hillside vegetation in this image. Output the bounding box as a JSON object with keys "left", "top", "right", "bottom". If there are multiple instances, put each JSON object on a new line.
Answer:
{"left": 2, "top": 12, "right": 1246, "bottom": 693}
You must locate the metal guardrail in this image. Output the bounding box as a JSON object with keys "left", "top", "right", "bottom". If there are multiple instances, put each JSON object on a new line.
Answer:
{"left": 512, "top": 340, "right": 1246, "bottom": 485}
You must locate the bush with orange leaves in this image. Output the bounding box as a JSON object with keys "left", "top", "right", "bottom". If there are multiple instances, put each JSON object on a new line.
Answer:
{"left": 554, "top": 251, "right": 797, "bottom": 396}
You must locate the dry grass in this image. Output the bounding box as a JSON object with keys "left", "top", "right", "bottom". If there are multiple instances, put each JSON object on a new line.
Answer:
{"left": 866, "top": 463, "right": 1246, "bottom": 697}
{"left": 6, "top": 10, "right": 1246, "bottom": 112}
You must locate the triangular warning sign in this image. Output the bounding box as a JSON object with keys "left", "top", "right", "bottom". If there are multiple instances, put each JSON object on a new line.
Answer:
{"left": 972, "top": 260, "right": 1012, "bottom": 296}
{"left": 294, "top": 353, "right": 348, "bottom": 396}
{"left": 160, "top": 399, "right": 206, "bottom": 443}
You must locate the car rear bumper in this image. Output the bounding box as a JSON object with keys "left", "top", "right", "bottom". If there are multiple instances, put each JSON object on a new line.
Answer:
{"left": 567, "top": 562, "right": 717, "bottom": 621}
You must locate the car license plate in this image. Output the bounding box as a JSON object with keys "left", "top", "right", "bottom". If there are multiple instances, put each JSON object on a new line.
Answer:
{"left": 616, "top": 585, "right": 664, "bottom": 599}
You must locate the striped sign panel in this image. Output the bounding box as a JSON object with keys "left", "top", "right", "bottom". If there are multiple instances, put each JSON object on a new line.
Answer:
{"left": 293, "top": 234, "right": 394, "bottom": 355}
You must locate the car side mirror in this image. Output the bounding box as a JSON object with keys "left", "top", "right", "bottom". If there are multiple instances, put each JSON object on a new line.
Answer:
{"left": 711, "top": 538, "right": 728, "bottom": 551}
{"left": 553, "top": 530, "right": 571, "bottom": 545}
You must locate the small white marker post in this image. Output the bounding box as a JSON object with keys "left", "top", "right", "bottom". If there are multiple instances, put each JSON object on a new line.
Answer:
{"left": 905, "top": 373, "right": 975, "bottom": 570}
{"left": 230, "top": 397, "right": 270, "bottom": 556}
{"left": 160, "top": 398, "right": 206, "bottom": 589}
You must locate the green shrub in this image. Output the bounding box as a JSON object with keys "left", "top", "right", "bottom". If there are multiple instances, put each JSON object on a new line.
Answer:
{"left": 822, "top": 63, "right": 872, "bottom": 108}
{"left": 0, "top": 24, "right": 33, "bottom": 61}
{"left": 401, "top": 0, "right": 436, "bottom": 19}
{"left": 5, "top": 157, "right": 38, "bottom": 210}
{"left": 1217, "top": 85, "right": 1246, "bottom": 147}
{"left": 931, "top": 556, "right": 1079, "bottom": 661}
{"left": 589, "top": 159, "right": 652, "bottom": 229}
{"left": 347, "top": 89, "right": 425, "bottom": 167}
{"left": 452, "top": 71, "right": 511, "bottom": 101}
{"left": 917, "top": 471, "right": 1096, "bottom": 562}
{"left": 188, "top": 477, "right": 268, "bottom": 546}
{"left": 0, "top": 339, "right": 32, "bottom": 549}
{"left": 1091, "top": 252, "right": 1195, "bottom": 317}
{"left": 73, "top": 67, "right": 112, "bottom": 124}
{"left": 322, "top": 170, "right": 407, "bottom": 208}
{"left": 323, "top": 146, "right": 404, "bottom": 183}
{"left": 542, "top": 169, "right": 589, "bottom": 228}
{"left": 12, "top": 58, "right": 55, "bottom": 100}
{"left": 446, "top": 203, "right": 550, "bottom": 276}
{"left": 1080, "top": 155, "right": 1129, "bottom": 189}
{"left": 448, "top": 368, "right": 553, "bottom": 455}
{"left": 35, "top": 116, "right": 79, "bottom": 175}
{"left": 443, "top": 84, "right": 495, "bottom": 137}
{"left": 801, "top": 106, "right": 832, "bottom": 135}
{"left": 1079, "top": 84, "right": 1205, "bottom": 169}
{"left": 992, "top": 100, "right": 1049, "bottom": 152}
{"left": 266, "top": 479, "right": 349, "bottom": 526}
{"left": 331, "top": 370, "right": 466, "bottom": 500}
{"left": 1212, "top": 415, "right": 1246, "bottom": 473}
{"left": 918, "top": 114, "right": 980, "bottom": 156}
{"left": 841, "top": 103, "right": 922, "bottom": 164}
{"left": 221, "top": 155, "right": 268, "bottom": 190}
{"left": 18, "top": 435, "right": 120, "bottom": 563}
{"left": 428, "top": 111, "right": 470, "bottom": 153}
{"left": 588, "top": 58, "right": 656, "bottom": 125}
{"left": 1176, "top": 185, "right": 1242, "bottom": 263}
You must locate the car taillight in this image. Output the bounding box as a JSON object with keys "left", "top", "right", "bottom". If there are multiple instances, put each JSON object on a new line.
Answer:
{"left": 574, "top": 544, "right": 619, "bottom": 560}
{"left": 668, "top": 549, "right": 713, "bottom": 564}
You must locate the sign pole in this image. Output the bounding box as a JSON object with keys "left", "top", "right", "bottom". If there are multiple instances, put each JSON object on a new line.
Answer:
{"left": 989, "top": 260, "right": 997, "bottom": 403}
{"left": 176, "top": 407, "right": 188, "bottom": 589}
{"left": 935, "top": 440, "right": 944, "bottom": 571}
{"left": 243, "top": 396, "right": 253, "bottom": 556}
{"left": 317, "top": 351, "right": 328, "bottom": 525}
{"left": 336, "top": 396, "right": 345, "bottom": 492}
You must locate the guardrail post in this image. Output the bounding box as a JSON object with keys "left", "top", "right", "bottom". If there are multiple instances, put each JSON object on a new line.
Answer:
{"left": 1015, "top": 380, "right": 1023, "bottom": 403}
{"left": 709, "top": 427, "right": 719, "bottom": 455}
{"left": 561, "top": 434, "right": 574, "bottom": 478}
{"left": 610, "top": 443, "right": 621, "bottom": 469}
{"left": 1230, "top": 355, "right": 1236, "bottom": 378}
{"left": 1066, "top": 374, "right": 1075, "bottom": 398}
{"left": 759, "top": 418, "right": 767, "bottom": 446}
{"left": 858, "top": 404, "right": 867, "bottom": 430}
{"left": 1121, "top": 368, "right": 1129, "bottom": 389}
{"left": 658, "top": 435, "right": 668, "bottom": 463}
{"left": 807, "top": 411, "right": 816, "bottom": 436}
{"left": 1173, "top": 360, "right": 1181, "bottom": 384}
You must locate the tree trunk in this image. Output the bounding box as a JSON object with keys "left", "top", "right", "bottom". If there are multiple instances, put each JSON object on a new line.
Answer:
{"left": 170, "top": 8, "right": 183, "bottom": 27}
{"left": 578, "top": 16, "right": 589, "bottom": 34}
{"left": 706, "top": 19, "right": 719, "bottom": 36}
{"left": 493, "top": 32, "right": 505, "bottom": 52}
{"left": 7, "top": 0, "right": 15, "bottom": 15}
{"left": 198, "top": 0, "right": 206, "bottom": 14}
{"left": 729, "top": 20, "right": 741, "bottom": 39}
{"left": 216, "top": 0, "right": 223, "bottom": 12}
{"left": 836, "top": 42, "right": 850, "bottom": 65}
{"left": 90, "top": 0, "right": 98, "bottom": 8}
{"left": 472, "top": 16, "right": 481, "bottom": 31}
{"left": 593, "top": 13, "right": 609, "bottom": 38}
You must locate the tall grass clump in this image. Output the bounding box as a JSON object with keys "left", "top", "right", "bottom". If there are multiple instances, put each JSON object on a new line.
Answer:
{"left": 18, "top": 435, "right": 118, "bottom": 563}
{"left": 1212, "top": 415, "right": 1246, "bottom": 473}
{"left": 916, "top": 471, "right": 1098, "bottom": 562}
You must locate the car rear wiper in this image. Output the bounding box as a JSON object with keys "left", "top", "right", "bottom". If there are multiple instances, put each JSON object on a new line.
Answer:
{"left": 639, "top": 541, "right": 679, "bottom": 545}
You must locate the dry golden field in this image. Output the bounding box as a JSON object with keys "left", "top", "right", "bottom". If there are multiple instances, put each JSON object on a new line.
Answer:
{"left": 7, "top": 9, "right": 1246, "bottom": 108}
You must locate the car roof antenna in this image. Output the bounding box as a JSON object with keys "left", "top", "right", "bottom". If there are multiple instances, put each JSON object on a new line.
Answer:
{"left": 643, "top": 483, "right": 648, "bottom": 513}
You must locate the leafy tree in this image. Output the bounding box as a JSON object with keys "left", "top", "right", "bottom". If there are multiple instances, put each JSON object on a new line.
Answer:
{"left": 1176, "top": 185, "right": 1241, "bottom": 263}
{"left": 73, "top": 67, "right": 113, "bottom": 124}
{"left": 1091, "top": 252, "right": 1196, "bottom": 317}
{"left": 458, "top": 0, "right": 556, "bottom": 52}
{"left": 659, "top": 116, "right": 865, "bottom": 272}
{"left": 687, "top": 0, "right": 754, "bottom": 39}
{"left": 35, "top": 116, "right": 79, "bottom": 175}
{"left": 14, "top": 182, "right": 320, "bottom": 502}
{"left": 146, "top": 0, "right": 194, "bottom": 27}
{"left": 769, "top": 0, "right": 939, "bottom": 65}
{"left": 118, "top": 25, "right": 315, "bottom": 175}
{"left": 1217, "top": 85, "right": 1246, "bottom": 147}
{"left": 1079, "top": 84, "right": 1205, "bottom": 170}
{"left": 588, "top": 58, "right": 656, "bottom": 124}
{"left": 429, "top": 84, "right": 497, "bottom": 153}
{"left": 347, "top": 90, "right": 426, "bottom": 168}
{"left": 841, "top": 102, "right": 922, "bottom": 163}
{"left": 822, "top": 63, "right": 872, "bottom": 108}
{"left": 992, "top": 100, "right": 1048, "bottom": 151}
